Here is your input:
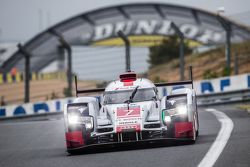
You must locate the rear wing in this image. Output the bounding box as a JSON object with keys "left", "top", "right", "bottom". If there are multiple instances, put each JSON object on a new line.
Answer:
{"left": 74, "top": 77, "right": 104, "bottom": 97}
{"left": 155, "top": 80, "right": 193, "bottom": 88}
{"left": 75, "top": 66, "right": 194, "bottom": 97}
{"left": 166, "top": 93, "right": 187, "bottom": 100}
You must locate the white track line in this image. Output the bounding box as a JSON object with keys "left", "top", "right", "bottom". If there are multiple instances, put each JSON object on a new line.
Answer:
{"left": 197, "top": 108, "right": 234, "bottom": 167}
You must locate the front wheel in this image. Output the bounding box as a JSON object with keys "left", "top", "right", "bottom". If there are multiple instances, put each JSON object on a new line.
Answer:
{"left": 191, "top": 122, "right": 196, "bottom": 143}
{"left": 194, "top": 112, "right": 199, "bottom": 138}
{"left": 196, "top": 129, "right": 199, "bottom": 137}
{"left": 166, "top": 123, "right": 175, "bottom": 138}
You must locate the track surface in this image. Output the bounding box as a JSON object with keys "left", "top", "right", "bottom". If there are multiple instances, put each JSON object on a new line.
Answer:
{"left": 0, "top": 106, "right": 249, "bottom": 167}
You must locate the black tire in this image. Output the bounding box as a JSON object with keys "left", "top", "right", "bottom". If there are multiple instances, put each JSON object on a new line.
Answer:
{"left": 193, "top": 132, "right": 196, "bottom": 143}
{"left": 195, "top": 102, "right": 199, "bottom": 138}
{"left": 190, "top": 139, "right": 196, "bottom": 144}
{"left": 194, "top": 111, "right": 199, "bottom": 138}
{"left": 166, "top": 123, "right": 175, "bottom": 138}
{"left": 196, "top": 129, "right": 199, "bottom": 137}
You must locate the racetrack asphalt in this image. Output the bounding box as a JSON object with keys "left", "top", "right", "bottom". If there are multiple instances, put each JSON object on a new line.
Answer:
{"left": 0, "top": 105, "right": 249, "bottom": 167}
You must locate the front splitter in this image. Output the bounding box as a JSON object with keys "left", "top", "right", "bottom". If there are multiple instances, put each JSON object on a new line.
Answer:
{"left": 67, "top": 137, "right": 195, "bottom": 154}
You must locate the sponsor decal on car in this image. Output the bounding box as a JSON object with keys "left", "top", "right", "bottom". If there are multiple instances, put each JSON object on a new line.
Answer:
{"left": 115, "top": 106, "right": 142, "bottom": 132}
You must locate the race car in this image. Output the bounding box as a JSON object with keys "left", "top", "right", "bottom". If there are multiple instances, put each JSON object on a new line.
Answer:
{"left": 64, "top": 67, "right": 199, "bottom": 154}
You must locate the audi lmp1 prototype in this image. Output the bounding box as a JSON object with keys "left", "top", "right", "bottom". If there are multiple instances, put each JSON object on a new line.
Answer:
{"left": 64, "top": 68, "right": 199, "bottom": 154}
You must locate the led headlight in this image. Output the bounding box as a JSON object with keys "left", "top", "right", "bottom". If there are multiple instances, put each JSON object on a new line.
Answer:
{"left": 162, "top": 110, "right": 172, "bottom": 124}
{"left": 176, "top": 105, "right": 187, "bottom": 115}
{"left": 68, "top": 114, "right": 81, "bottom": 124}
{"left": 68, "top": 114, "right": 93, "bottom": 131}
{"left": 164, "top": 116, "right": 171, "bottom": 123}
{"left": 81, "top": 116, "right": 94, "bottom": 130}
{"left": 162, "top": 105, "right": 187, "bottom": 124}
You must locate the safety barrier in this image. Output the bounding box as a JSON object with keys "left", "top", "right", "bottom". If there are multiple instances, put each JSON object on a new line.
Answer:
{"left": 193, "top": 73, "right": 250, "bottom": 95}
{"left": 0, "top": 72, "right": 66, "bottom": 84}
{"left": 1, "top": 73, "right": 250, "bottom": 119}
{"left": 197, "top": 88, "right": 250, "bottom": 106}
{"left": 0, "top": 98, "right": 73, "bottom": 118}
{"left": 1, "top": 88, "right": 250, "bottom": 119}
{"left": 155, "top": 73, "right": 250, "bottom": 97}
{"left": 1, "top": 89, "right": 250, "bottom": 119}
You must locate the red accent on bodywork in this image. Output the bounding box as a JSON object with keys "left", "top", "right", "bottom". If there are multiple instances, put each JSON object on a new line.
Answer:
{"left": 116, "top": 106, "right": 140, "bottom": 117}
{"left": 116, "top": 106, "right": 141, "bottom": 132}
{"left": 116, "top": 124, "right": 141, "bottom": 132}
{"left": 65, "top": 131, "right": 84, "bottom": 148}
{"left": 124, "top": 81, "right": 133, "bottom": 86}
{"left": 175, "top": 122, "right": 194, "bottom": 138}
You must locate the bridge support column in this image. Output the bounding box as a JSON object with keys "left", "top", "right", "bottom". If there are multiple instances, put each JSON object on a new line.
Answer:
{"left": 217, "top": 15, "right": 232, "bottom": 70}
{"left": 17, "top": 44, "right": 31, "bottom": 103}
{"left": 50, "top": 30, "right": 72, "bottom": 96}
{"left": 171, "top": 22, "right": 185, "bottom": 81}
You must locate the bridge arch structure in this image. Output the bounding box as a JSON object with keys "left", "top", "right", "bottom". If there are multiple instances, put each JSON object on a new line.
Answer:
{"left": 1, "top": 3, "right": 250, "bottom": 72}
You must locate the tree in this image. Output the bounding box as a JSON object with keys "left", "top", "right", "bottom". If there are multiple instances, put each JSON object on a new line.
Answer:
{"left": 148, "top": 36, "right": 192, "bottom": 68}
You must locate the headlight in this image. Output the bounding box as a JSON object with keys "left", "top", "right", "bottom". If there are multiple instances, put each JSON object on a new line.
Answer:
{"left": 67, "top": 104, "right": 94, "bottom": 131}
{"left": 68, "top": 114, "right": 94, "bottom": 131}
{"left": 164, "top": 116, "right": 171, "bottom": 123}
{"left": 176, "top": 105, "right": 187, "bottom": 115}
{"left": 81, "top": 116, "right": 94, "bottom": 130}
{"left": 68, "top": 114, "right": 80, "bottom": 124}
{"left": 162, "top": 110, "right": 171, "bottom": 124}
{"left": 162, "top": 105, "right": 187, "bottom": 124}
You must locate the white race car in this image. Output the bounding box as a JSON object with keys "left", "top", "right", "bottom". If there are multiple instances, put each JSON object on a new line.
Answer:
{"left": 64, "top": 68, "right": 199, "bottom": 154}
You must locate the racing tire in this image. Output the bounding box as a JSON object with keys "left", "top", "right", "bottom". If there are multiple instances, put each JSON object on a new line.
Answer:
{"left": 191, "top": 117, "right": 197, "bottom": 144}
{"left": 190, "top": 130, "right": 196, "bottom": 144}
{"left": 196, "top": 130, "right": 199, "bottom": 137}
{"left": 195, "top": 102, "right": 199, "bottom": 138}
{"left": 194, "top": 112, "right": 199, "bottom": 138}
{"left": 166, "top": 123, "right": 175, "bottom": 138}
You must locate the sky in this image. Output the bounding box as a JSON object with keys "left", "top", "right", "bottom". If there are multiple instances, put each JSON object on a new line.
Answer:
{"left": 0, "top": 0, "right": 250, "bottom": 43}
{"left": 0, "top": 0, "right": 250, "bottom": 80}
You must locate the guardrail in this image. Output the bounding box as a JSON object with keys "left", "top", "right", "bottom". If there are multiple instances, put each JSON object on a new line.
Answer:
{"left": 197, "top": 88, "right": 250, "bottom": 106}
{"left": 1, "top": 88, "right": 250, "bottom": 120}
{"left": 0, "top": 112, "right": 63, "bottom": 122}
{"left": 0, "top": 98, "right": 72, "bottom": 118}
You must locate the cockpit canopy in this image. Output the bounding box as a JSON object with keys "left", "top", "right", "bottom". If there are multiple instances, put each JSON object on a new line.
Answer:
{"left": 103, "top": 88, "right": 156, "bottom": 105}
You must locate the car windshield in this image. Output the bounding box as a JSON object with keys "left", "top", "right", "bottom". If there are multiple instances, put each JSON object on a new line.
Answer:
{"left": 103, "top": 88, "right": 156, "bottom": 104}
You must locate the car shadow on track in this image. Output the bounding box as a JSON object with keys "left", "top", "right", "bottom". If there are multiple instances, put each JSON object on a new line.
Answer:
{"left": 67, "top": 139, "right": 195, "bottom": 156}
{"left": 195, "top": 133, "right": 217, "bottom": 145}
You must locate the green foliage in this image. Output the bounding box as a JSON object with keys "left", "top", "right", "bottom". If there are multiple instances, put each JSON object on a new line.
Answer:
{"left": 148, "top": 36, "right": 192, "bottom": 68}
{"left": 203, "top": 70, "right": 218, "bottom": 79}
{"left": 51, "top": 92, "right": 58, "bottom": 99}
{"left": 0, "top": 96, "right": 6, "bottom": 106}
{"left": 203, "top": 66, "right": 231, "bottom": 79}
{"left": 96, "top": 81, "right": 108, "bottom": 88}
{"left": 153, "top": 76, "right": 166, "bottom": 83}
{"left": 63, "top": 87, "right": 72, "bottom": 97}
{"left": 222, "top": 66, "right": 231, "bottom": 76}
